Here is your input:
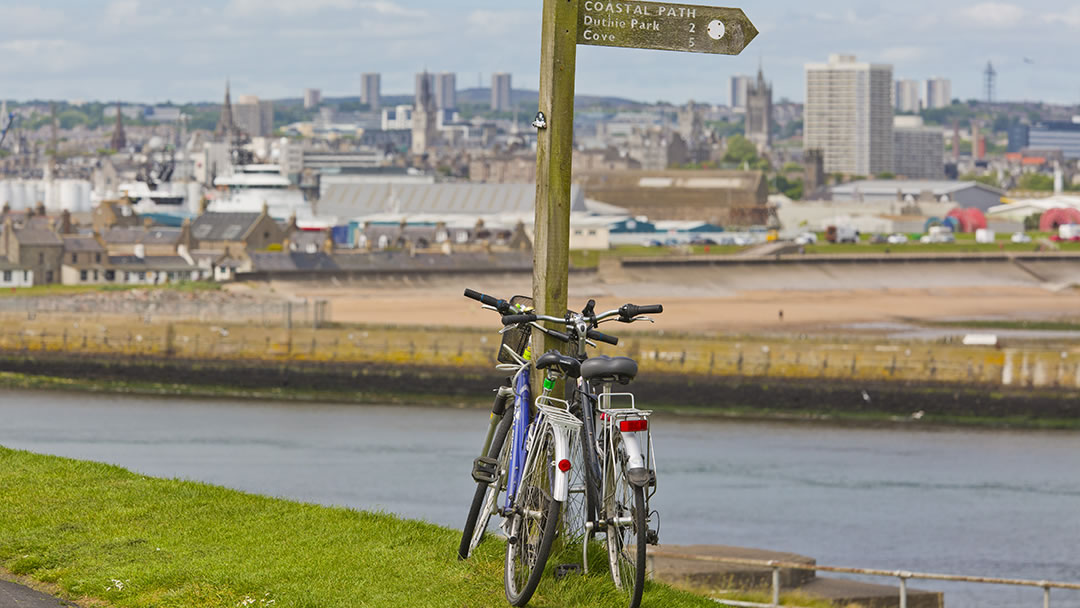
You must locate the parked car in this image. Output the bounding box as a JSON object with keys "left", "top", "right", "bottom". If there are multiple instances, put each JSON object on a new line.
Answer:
{"left": 794, "top": 232, "right": 817, "bottom": 245}
{"left": 886, "top": 233, "right": 909, "bottom": 245}
{"left": 1010, "top": 232, "right": 1032, "bottom": 243}
{"left": 690, "top": 236, "right": 717, "bottom": 246}
{"left": 645, "top": 239, "right": 665, "bottom": 247}
{"left": 920, "top": 233, "right": 956, "bottom": 244}
{"left": 869, "top": 234, "right": 888, "bottom": 244}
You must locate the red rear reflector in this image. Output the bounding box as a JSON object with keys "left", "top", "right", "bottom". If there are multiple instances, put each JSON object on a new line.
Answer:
{"left": 620, "top": 419, "right": 648, "bottom": 432}
{"left": 558, "top": 459, "right": 572, "bottom": 472}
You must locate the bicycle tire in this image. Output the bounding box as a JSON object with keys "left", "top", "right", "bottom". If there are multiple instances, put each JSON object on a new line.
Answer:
{"left": 605, "top": 433, "right": 647, "bottom": 608}
{"left": 504, "top": 426, "right": 561, "bottom": 607}
{"left": 458, "top": 402, "right": 515, "bottom": 560}
{"left": 579, "top": 392, "right": 602, "bottom": 536}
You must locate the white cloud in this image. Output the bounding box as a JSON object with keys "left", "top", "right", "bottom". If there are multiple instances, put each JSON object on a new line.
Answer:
{"left": 466, "top": 10, "right": 535, "bottom": 31}
{"left": 0, "top": 40, "right": 87, "bottom": 74}
{"left": 227, "top": 0, "right": 355, "bottom": 17}
{"left": 225, "top": 0, "right": 424, "bottom": 18}
{"left": 1044, "top": 6, "right": 1080, "bottom": 27}
{"left": 880, "top": 46, "right": 928, "bottom": 62}
{"left": 8, "top": 6, "right": 66, "bottom": 30}
{"left": 103, "top": 0, "right": 172, "bottom": 28}
{"left": 362, "top": 1, "right": 427, "bottom": 18}
{"left": 956, "top": 3, "right": 1027, "bottom": 28}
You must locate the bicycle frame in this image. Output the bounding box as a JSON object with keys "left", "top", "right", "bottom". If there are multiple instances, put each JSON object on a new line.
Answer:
{"left": 504, "top": 367, "right": 532, "bottom": 512}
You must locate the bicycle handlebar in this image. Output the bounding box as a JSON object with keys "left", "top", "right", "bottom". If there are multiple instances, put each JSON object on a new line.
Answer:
{"left": 469, "top": 288, "right": 660, "bottom": 348}
{"left": 619, "top": 303, "right": 663, "bottom": 321}
{"left": 463, "top": 288, "right": 512, "bottom": 314}
{"left": 586, "top": 329, "right": 618, "bottom": 346}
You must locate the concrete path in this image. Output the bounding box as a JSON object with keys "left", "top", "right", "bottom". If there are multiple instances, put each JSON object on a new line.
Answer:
{"left": 0, "top": 579, "right": 79, "bottom": 607}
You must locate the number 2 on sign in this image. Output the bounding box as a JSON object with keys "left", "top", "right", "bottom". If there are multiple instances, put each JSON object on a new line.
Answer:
{"left": 689, "top": 22, "right": 695, "bottom": 46}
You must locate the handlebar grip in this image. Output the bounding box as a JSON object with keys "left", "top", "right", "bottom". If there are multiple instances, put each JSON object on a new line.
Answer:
{"left": 501, "top": 314, "right": 537, "bottom": 326}
{"left": 463, "top": 288, "right": 497, "bottom": 307}
{"left": 620, "top": 303, "right": 664, "bottom": 319}
{"left": 547, "top": 329, "right": 571, "bottom": 343}
{"left": 587, "top": 329, "right": 619, "bottom": 346}
{"left": 465, "top": 288, "right": 512, "bottom": 313}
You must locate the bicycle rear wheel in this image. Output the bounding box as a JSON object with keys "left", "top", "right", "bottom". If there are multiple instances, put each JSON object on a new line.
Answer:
{"left": 605, "top": 432, "right": 647, "bottom": 608}
{"left": 505, "top": 426, "right": 561, "bottom": 607}
{"left": 458, "top": 403, "right": 515, "bottom": 559}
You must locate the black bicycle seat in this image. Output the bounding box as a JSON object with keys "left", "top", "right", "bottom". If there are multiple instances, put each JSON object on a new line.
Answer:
{"left": 580, "top": 355, "right": 637, "bottom": 384}
{"left": 535, "top": 350, "right": 581, "bottom": 378}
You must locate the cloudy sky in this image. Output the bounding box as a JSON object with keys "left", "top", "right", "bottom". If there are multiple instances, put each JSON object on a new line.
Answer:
{"left": 2, "top": 0, "right": 1079, "bottom": 106}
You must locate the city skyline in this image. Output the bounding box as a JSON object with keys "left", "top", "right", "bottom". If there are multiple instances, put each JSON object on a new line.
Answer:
{"left": 3, "top": 0, "right": 1080, "bottom": 106}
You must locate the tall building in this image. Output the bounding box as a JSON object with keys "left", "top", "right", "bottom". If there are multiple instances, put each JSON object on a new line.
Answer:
{"left": 893, "top": 116, "right": 943, "bottom": 179}
{"left": 729, "top": 75, "right": 751, "bottom": 110}
{"left": 414, "top": 73, "right": 435, "bottom": 108}
{"left": 491, "top": 73, "right": 512, "bottom": 112}
{"left": 434, "top": 72, "right": 457, "bottom": 110}
{"left": 412, "top": 72, "right": 437, "bottom": 155}
{"left": 1030, "top": 122, "right": 1080, "bottom": 160}
{"left": 361, "top": 73, "right": 381, "bottom": 111}
{"left": 303, "top": 88, "right": 321, "bottom": 109}
{"left": 1007, "top": 123, "right": 1030, "bottom": 153}
{"left": 233, "top": 95, "right": 274, "bottom": 138}
{"left": 924, "top": 77, "right": 951, "bottom": 109}
{"left": 894, "top": 79, "right": 921, "bottom": 113}
{"left": 745, "top": 68, "right": 773, "bottom": 149}
{"left": 215, "top": 80, "right": 237, "bottom": 142}
{"left": 805, "top": 54, "right": 894, "bottom": 176}
{"left": 110, "top": 102, "right": 126, "bottom": 151}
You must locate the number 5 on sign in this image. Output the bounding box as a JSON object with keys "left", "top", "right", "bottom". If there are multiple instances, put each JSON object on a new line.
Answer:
{"left": 577, "top": 0, "right": 757, "bottom": 55}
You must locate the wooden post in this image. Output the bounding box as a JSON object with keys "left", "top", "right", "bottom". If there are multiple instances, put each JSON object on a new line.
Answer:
{"left": 532, "top": 0, "right": 579, "bottom": 395}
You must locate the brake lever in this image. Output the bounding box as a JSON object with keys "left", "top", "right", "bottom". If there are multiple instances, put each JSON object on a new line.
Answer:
{"left": 630, "top": 316, "right": 656, "bottom": 324}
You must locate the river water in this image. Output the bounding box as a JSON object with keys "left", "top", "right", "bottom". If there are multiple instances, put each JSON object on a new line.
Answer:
{"left": 1, "top": 390, "right": 1078, "bottom": 608}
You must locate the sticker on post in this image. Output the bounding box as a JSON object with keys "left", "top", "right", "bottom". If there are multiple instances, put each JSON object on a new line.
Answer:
{"left": 707, "top": 19, "right": 725, "bottom": 40}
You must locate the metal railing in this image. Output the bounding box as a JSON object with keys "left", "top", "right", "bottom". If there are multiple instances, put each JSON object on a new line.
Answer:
{"left": 647, "top": 549, "right": 1080, "bottom": 608}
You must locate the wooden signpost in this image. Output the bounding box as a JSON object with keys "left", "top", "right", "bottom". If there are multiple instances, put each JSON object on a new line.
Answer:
{"left": 531, "top": 0, "right": 757, "bottom": 369}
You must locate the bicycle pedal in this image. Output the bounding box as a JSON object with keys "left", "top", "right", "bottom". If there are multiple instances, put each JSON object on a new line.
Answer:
{"left": 646, "top": 528, "right": 660, "bottom": 545}
{"left": 554, "top": 564, "right": 582, "bottom": 580}
{"left": 471, "top": 456, "right": 499, "bottom": 484}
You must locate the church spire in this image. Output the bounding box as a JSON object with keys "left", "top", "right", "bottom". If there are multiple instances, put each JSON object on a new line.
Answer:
{"left": 215, "top": 79, "right": 236, "bottom": 141}
{"left": 110, "top": 101, "right": 126, "bottom": 151}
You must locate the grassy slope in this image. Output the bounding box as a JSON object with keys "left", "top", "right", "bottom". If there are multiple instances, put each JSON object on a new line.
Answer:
{"left": 0, "top": 447, "right": 714, "bottom": 608}
{"left": 0, "top": 281, "right": 221, "bottom": 299}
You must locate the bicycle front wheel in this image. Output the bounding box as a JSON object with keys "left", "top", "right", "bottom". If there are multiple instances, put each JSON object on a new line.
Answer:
{"left": 458, "top": 403, "right": 514, "bottom": 559}
{"left": 604, "top": 432, "right": 647, "bottom": 608}
{"left": 504, "top": 426, "right": 561, "bottom": 607}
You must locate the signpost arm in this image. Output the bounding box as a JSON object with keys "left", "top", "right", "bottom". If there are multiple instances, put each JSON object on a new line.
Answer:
{"left": 533, "top": 0, "right": 579, "bottom": 386}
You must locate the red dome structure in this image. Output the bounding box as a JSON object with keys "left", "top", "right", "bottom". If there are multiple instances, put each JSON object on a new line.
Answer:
{"left": 946, "top": 207, "right": 988, "bottom": 233}
{"left": 1039, "top": 208, "right": 1080, "bottom": 232}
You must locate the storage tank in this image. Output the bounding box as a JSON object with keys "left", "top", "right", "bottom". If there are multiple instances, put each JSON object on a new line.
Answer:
{"left": 9, "top": 180, "right": 27, "bottom": 210}
{"left": 187, "top": 181, "right": 203, "bottom": 215}
{"left": 43, "top": 180, "right": 56, "bottom": 211}
{"left": 80, "top": 180, "right": 93, "bottom": 212}
{"left": 59, "top": 180, "right": 79, "bottom": 212}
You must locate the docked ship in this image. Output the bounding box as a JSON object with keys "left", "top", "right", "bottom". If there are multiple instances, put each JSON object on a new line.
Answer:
{"left": 207, "top": 164, "right": 316, "bottom": 224}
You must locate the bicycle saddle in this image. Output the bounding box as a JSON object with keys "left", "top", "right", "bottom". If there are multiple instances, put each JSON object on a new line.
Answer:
{"left": 535, "top": 350, "right": 581, "bottom": 378}
{"left": 581, "top": 355, "right": 637, "bottom": 385}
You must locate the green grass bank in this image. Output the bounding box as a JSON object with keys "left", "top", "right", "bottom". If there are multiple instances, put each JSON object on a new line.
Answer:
{"left": 0, "top": 447, "right": 714, "bottom": 608}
